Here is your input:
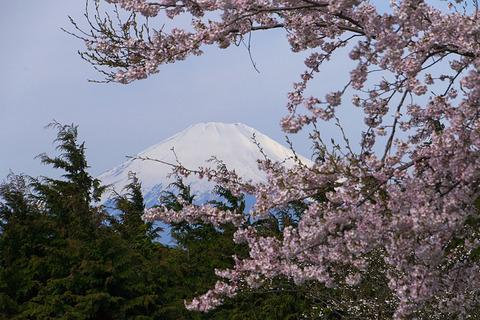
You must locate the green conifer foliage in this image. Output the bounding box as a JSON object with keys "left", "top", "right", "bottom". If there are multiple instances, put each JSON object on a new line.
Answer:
{"left": 36, "top": 121, "right": 105, "bottom": 204}
{"left": 112, "top": 172, "right": 162, "bottom": 254}
{"left": 0, "top": 173, "right": 51, "bottom": 319}
{"left": 0, "top": 123, "right": 172, "bottom": 319}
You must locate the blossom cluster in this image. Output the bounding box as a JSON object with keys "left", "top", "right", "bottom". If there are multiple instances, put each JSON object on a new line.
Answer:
{"left": 143, "top": 203, "right": 245, "bottom": 227}
{"left": 93, "top": 0, "right": 160, "bottom": 17}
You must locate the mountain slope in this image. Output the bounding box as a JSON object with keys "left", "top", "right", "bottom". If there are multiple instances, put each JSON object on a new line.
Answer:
{"left": 98, "top": 122, "right": 312, "bottom": 206}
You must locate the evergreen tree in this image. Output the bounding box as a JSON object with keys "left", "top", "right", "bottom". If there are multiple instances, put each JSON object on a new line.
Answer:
{"left": 0, "top": 173, "right": 52, "bottom": 319}
{"left": 33, "top": 121, "right": 106, "bottom": 240}
{"left": 112, "top": 172, "right": 162, "bottom": 254}
{"left": 0, "top": 122, "right": 171, "bottom": 319}
{"left": 110, "top": 172, "right": 178, "bottom": 318}
{"left": 22, "top": 122, "right": 129, "bottom": 318}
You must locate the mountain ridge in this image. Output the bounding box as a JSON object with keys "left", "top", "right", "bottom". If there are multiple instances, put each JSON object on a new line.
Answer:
{"left": 98, "top": 122, "right": 312, "bottom": 207}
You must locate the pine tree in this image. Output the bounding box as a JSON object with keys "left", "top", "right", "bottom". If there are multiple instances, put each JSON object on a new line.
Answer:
{"left": 110, "top": 172, "right": 178, "bottom": 318}
{"left": 34, "top": 121, "right": 106, "bottom": 239}
{"left": 0, "top": 173, "right": 52, "bottom": 319}
{"left": 21, "top": 122, "right": 124, "bottom": 318}
{"left": 112, "top": 172, "right": 162, "bottom": 255}
{"left": 0, "top": 122, "right": 170, "bottom": 319}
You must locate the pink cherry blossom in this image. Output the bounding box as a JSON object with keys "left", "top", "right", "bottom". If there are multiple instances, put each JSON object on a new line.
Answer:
{"left": 77, "top": 0, "right": 480, "bottom": 318}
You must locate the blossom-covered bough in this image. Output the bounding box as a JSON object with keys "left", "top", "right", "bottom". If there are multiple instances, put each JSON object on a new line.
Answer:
{"left": 74, "top": 0, "right": 480, "bottom": 318}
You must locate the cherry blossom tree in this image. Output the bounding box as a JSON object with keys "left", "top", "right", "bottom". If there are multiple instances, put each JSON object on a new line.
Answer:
{"left": 74, "top": 0, "right": 480, "bottom": 318}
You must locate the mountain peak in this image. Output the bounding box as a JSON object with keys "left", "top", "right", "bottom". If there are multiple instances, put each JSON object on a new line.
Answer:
{"left": 98, "top": 122, "right": 311, "bottom": 206}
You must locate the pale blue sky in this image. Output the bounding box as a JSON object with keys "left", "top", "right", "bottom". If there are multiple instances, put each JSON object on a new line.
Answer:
{"left": 1, "top": 0, "right": 359, "bottom": 181}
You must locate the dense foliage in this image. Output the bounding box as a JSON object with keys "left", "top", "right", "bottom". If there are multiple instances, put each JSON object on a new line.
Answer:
{"left": 0, "top": 123, "right": 168, "bottom": 319}
{"left": 71, "top": 0, "right": 480, "bottom": 318}
{"left": 0, "top": 123, "right": 316, "bottom": 319}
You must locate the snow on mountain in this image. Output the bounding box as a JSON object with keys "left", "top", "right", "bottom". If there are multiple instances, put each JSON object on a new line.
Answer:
{"left": 98, "top": 122, "right": 312, "bottom": 207}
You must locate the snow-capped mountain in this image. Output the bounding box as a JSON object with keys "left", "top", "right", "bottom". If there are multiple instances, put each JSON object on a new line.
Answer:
{"left": 98, "top": 122, "right": 312, "bottom": 207}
